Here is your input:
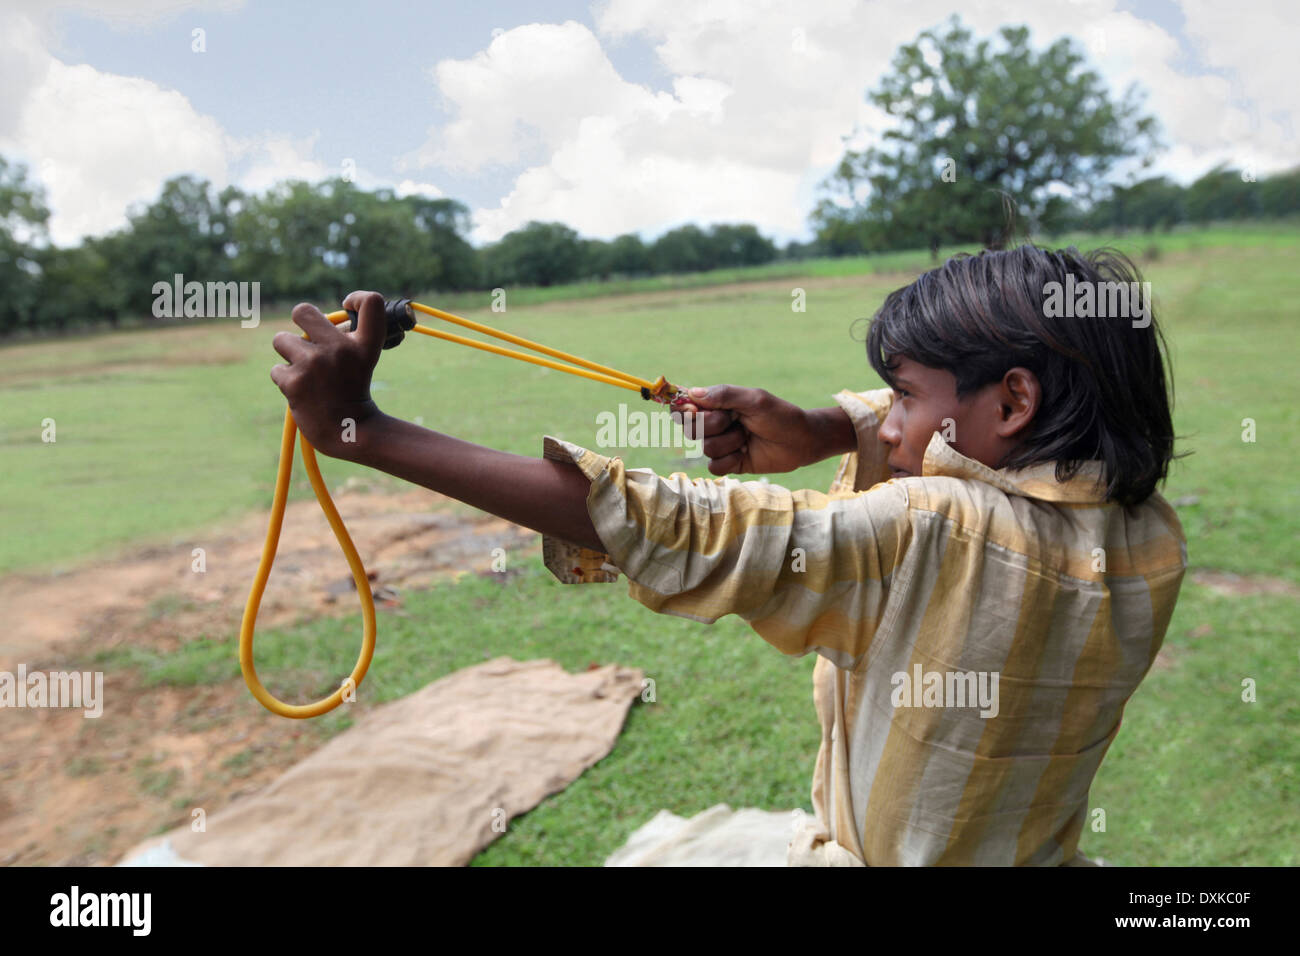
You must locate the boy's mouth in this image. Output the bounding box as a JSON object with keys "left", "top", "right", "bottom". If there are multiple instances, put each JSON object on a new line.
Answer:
{"left": 890, "top": 467, "right": 911, "bottom": 479}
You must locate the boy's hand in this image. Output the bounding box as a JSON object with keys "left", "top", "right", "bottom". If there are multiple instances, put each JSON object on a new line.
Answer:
{"left": 270, "top": 291, "right": 387, "bottom": 461}
{"left": 675, "top": 385, "right": 848, "bottom": 476}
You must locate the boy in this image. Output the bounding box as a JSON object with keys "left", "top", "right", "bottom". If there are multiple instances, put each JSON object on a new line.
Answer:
{"left": 270, "top": 243, "right": 1185, "bottom": 866}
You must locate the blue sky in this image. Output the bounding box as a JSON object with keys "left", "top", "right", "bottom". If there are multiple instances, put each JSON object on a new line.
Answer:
{"left": 2, "top": 0, "right": 1293, "bottom": 246}
{"left": 49, "top": 1, "right": 645, "bottom": 214}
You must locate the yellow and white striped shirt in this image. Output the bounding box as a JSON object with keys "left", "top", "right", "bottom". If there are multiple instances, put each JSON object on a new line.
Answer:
{"left": 542, "top": 387, "right": 1187, "bottom": 866}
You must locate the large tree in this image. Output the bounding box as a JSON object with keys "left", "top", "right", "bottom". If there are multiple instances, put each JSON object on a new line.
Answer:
{"left": 813, "top": 16, "right": 1160, "bottom": 254}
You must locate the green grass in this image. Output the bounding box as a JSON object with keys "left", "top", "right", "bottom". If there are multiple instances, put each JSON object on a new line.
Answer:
{"left": 420, "top": 218, "right": 1300, "bottom": 312}
{"left": 97, "top": 635, "right": 234, "bottom": 688}
{"left": 1081, "top": 585, "right": 1299, "bottom": 865}
{"left": 4, "top": 222, "right": 1298, "bottom": 580}
{"left": 8, "top": 220, "right": 1300, "bottom": 864}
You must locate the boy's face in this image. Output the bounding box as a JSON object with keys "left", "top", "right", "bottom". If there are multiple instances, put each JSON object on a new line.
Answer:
{"left": 878, "top": 356, "right": 1035, "bottom": 477}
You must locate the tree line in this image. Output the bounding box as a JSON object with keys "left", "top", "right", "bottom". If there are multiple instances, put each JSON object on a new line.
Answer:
{"left": 810, "top": 161, "right": 1300, "bottom": 258}
{"left": 0, "top": 161, "right": 779, "bottom": 337}
{"left": 2, "top": 15, "right": 1297, "bottom": 338}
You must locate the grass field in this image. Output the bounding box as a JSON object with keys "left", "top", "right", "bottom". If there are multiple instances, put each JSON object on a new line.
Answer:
{"left": 4, "top": 220, "right": 1298, "bottom": 864}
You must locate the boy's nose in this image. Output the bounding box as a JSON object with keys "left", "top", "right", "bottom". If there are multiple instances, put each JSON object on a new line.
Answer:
{"left": 878, "top": 403, "right": 903, "bottom": 447}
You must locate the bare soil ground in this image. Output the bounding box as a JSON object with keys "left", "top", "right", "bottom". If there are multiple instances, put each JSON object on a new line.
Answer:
{"left": 0, "top": 485, "right": 539, "bottom": 865}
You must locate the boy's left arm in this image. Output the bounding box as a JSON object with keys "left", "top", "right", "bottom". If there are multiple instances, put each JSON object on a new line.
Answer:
{"left": 274, "top": 293, "right": 913, "bottom": 664}
{"left": 271, "top": 293, "right": 607, "bottom": 553}
{"left": 358, "top": 414, "right": 608, "bottom": 551}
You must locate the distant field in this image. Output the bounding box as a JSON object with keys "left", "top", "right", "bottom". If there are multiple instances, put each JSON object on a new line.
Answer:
{"left": 4, "top": 221, "right": 1297, "bottom": 865}
{"left": 3, "top": 220, "right": 1297, "bottom": 580}
{"left": 418, "top": 218, "right": 1300, "bottom": 311}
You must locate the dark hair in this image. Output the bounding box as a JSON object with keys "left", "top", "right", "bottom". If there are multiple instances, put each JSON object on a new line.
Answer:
{"left": 865, "top": 244, "right": 1177, "bottom": 506}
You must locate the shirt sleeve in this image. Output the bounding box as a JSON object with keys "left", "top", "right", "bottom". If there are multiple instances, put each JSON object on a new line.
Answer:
{"left": 828, "top": 387, "right": 895, "bottom": 493}
{"left": 539, "top": 429, "right": 912, "bottom": 670}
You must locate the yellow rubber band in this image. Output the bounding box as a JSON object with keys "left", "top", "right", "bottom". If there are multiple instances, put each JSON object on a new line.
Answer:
{"left": 409, "top": 302, "right": 652, "bottom": 389}
{"left": 240, "top": 302, "right": 671, "bottom": 718}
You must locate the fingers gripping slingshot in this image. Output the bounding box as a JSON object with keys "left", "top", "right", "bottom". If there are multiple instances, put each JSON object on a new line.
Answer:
{"left": 239, "top": 298, "right": 688, "bottom": 718}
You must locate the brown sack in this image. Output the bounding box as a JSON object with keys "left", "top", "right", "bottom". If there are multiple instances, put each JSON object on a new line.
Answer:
{"left": 119, "top": 656, "right": 643, "bottom": 866}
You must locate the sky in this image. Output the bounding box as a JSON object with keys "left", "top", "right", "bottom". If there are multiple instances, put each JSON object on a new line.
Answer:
{"left": 1, "top": 0, "right": 1294, "bottom": 247}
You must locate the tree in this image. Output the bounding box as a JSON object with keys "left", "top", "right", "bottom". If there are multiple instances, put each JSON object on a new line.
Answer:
{"left": 1089, "top": 175, "right": 1186, "bottom": 232}
{"left": 229, "top": 180, "right": 337, "bottom": 301}
{"left": 651, "top": 224, "right": 711, "bottom": 273}
{"left": 119, "top": 175, "right": 232, "bottom": 296}
{"left": 0, "top": 157, "right": 50, "bottom": 334}
{"left": 606, "top": 233, "right": 652, "bottom": 277}
{"left": 1257, "top": 167, "right": 1300, "bottom": 218}
{"left": 323, "top": 180, "right": 429, "bottom": 299}
{"left": 482, "top": 221, "right": 582, "bottom": 287}
{"left": 812, "top": 16, "right": 1160, "bottom": 255}
{"left": 706, "top": 223, "right": 777, "bottom": 267}
{"left": 226, "top": 179, "right": 478, "bottom": 301}
{"left": 403, "top": 195, "right": 478, "bottom": 290}
{"left": 1185, "top": 165, "right": 1261, "bottom": 222}
{"left": 780, "top": 238, "right": 823, "bottom": 260}
{"left": 35, "top": 236, "right": 129, "bottom": 331}
{"left": 579, "top": 238, "right": 615, "bottom": 280}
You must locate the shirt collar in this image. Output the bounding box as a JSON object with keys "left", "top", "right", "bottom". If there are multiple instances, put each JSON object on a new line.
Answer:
{"left": 920, "top": 432, "right": 1109, "bottom": 504}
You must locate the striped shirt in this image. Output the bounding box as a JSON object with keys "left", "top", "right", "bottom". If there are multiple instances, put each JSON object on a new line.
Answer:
{"left": 541, "top": 386, "right": 1187, "bottom": 865}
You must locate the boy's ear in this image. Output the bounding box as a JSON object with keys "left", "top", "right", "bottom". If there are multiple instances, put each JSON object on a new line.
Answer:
{"left": 994, "top": 367, "right": 1041, "bottom": 439}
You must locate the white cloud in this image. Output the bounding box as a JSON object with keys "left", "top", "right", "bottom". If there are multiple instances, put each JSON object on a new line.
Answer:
{"left": 9, "top": 57, "right": 229, "bottom": 244}
{"left": 1178, "top": 0, "right": 1295, "bottom": 119}
{"left": 1021, "top": 2, "right": 1295, "bottom": 182}
{"left": 229, "top": 132, "right": 332, "bottom": 196}
{"left": 0, "top": 3, "right": 443, "bottom": 245}
{"left": 473, "top": 113, "right": 806, "bottom": 241}
{"left": 1175, "top": 0, "right": 1296, "bottom": 166}
{"left": 0, "top": 10, "right": 52, "bottom": 136}
{"left": 394, "top": 180, "right": 445, "bottom": 198}
{"left": 417, "top": 0, "right": 1297, "bottom": 243}
{"left": 0, "top": 4, "right": 239, "bottom": 243}
{"left": 0, "top": 42, "right": 341, "bottom": 244}
{"left": 420, "top": 5, "right": 898, "bottom": 242}
{"left": 412, "top": 20, "right": 675, "bottom": 173}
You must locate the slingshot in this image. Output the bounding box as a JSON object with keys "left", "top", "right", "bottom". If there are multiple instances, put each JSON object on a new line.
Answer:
{"left": 239, "top": 298, "right": 687, "bottom": 718}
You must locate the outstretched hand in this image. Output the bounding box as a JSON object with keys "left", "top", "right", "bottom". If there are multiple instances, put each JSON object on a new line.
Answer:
{"left": 270, "top": 290, "right": 387, "bottom": 460}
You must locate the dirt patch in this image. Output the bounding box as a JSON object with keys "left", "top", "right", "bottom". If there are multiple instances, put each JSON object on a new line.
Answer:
{"left": 1149, "top": 572, "right": 1299, "bottom": 673}
{"left": 0, "top": 483, "right": 535, "bottom": 670}
{"left": 0, "top": 488, "right": 542, "bottom": 865}
{"left": 1, "top": 351, "right": 249, "bottom": 389}
{"left": 1150, "top": 642, "right": 1179, "bottom": 671}
{"left": 1191, "top": 569, "right": 1300, "bottom": 599}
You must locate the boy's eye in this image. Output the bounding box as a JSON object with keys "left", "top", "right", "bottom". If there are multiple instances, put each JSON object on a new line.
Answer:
{"left": 895, "top": 388, "right": 910, "bottom": 399}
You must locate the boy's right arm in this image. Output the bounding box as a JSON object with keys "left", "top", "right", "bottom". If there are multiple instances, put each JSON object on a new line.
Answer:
{"left": 674, "top": 385, "right": 858, "bottom": 477}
